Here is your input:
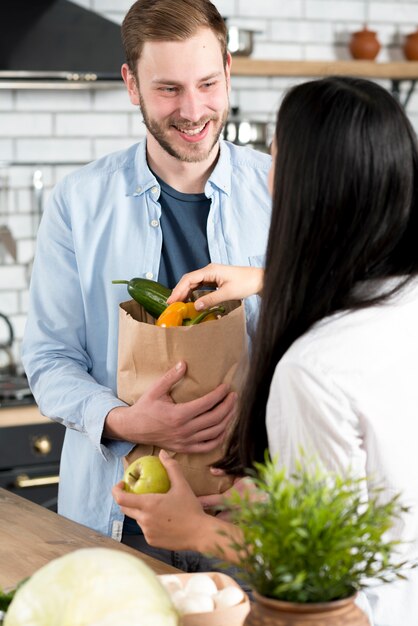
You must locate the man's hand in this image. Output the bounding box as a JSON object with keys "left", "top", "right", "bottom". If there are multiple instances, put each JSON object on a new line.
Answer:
{"left": 105, "top": 361, "right": 237, "bottom": 453}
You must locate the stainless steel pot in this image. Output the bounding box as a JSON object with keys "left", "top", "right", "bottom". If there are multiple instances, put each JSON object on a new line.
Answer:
{"left": 224, "top": 107, "right": 272, "bottom": 152}
{"left": 224, "top": 18, "right": 261, "bottom": 56}
{"left": 227, "top": 26, "right": 255, "bottom": 56}
{"left": 0, "top": 312, "right": 16, "bottom": 376}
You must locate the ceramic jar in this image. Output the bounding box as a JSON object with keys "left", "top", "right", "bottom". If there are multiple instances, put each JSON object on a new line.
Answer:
{"left": 403, "top": 29, "right": 418, "bottom": 61}
{"left": 349, "top": 28, "right": 381, "bottom": 60}
{"left": 243, "top": 591, "right": 370, "bottom": 626}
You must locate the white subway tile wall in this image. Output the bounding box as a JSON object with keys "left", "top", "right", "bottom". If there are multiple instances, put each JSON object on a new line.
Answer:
{"left": 0, "top": 114, "right": 53, "bottom": 137}
{"left": 16, "top": 90, "right": 92, "bottom": 112}
{"left": 0, "top": 0, "right": 417, "bottom": 359}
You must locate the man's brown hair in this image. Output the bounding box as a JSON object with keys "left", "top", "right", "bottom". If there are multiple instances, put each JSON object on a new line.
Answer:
{"left": 121, "top": 0, "right": 228, "bottom": 74}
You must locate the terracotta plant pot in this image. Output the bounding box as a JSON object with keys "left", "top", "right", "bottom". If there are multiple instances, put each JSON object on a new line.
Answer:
{"left": 243, "top": 591, "right": 370, "bottom": 626}
{"left": 349, "top": 27, "right": 381, "bottom": 60}
{"left": 403, "top": 29, "right": 418, "bottom": 60}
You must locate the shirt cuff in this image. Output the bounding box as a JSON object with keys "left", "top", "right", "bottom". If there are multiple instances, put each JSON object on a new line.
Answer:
{"left": 83, "top": 392, "right": 135, "bottom": 461}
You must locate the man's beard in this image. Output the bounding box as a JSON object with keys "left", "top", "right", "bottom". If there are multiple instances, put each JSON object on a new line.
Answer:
{"left": 139, "top": 94, "right": 228, "bottom": 163}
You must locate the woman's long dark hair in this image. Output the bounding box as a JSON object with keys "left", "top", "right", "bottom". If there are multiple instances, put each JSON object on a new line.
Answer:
{"left": 218, "top": 76, "right": 418, "bottom": 475}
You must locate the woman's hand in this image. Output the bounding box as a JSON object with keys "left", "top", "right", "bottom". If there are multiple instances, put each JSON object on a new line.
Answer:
{"left": 199, "top": 472, "right": 263, "bottom": 521}
{"left": 112, "top": 450, "right": 214, "bottom": 552}
{"left": 167, "top": 263, "right": 264, "bottom": 311}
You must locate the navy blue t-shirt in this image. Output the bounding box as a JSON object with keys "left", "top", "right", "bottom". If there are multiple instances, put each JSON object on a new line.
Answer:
{"left": 156, "top": 175, "right": 211, "bottom": 289}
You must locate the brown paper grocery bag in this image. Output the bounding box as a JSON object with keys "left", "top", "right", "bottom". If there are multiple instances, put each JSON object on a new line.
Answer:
{"left": 117, "top": 299, "right": 248, "bottom": 496}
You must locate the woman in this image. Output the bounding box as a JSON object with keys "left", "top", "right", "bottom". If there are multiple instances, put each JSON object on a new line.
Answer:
{"left": 113, "top": 76, "right": 418, "bottom": 625}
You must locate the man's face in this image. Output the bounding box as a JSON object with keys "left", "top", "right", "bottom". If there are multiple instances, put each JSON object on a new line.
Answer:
{"left": 123, "top": 28, "right": 231, "bottom": 163}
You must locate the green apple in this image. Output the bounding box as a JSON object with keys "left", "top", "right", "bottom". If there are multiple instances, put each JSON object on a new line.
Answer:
{"left": 123, "top": 455, "right": 171, "bottom": 494}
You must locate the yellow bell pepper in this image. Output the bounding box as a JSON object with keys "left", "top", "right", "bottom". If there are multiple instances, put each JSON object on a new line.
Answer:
{"left": 156, "top": 302, "right": 226, "bottom": 327}
{"left": 155, "top": 302, "right": 199, "bottom": 327}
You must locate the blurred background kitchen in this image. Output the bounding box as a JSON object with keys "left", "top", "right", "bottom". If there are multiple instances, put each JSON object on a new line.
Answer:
{"left": 0, "top": 0, "right": 417, "bottom": 380}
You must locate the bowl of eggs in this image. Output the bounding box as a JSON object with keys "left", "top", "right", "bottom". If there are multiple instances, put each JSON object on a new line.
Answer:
{"left": 159, "top": 572, "right": 250, "bottom": 625}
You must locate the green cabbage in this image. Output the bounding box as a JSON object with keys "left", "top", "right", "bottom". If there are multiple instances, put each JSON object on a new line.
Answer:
{"left": 4, "top": 547, "right": 179, "bottom": 626}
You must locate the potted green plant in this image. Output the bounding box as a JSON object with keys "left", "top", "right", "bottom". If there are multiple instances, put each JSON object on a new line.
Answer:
{"left": 221, "top": 455, "right": 415, "bottom": 626}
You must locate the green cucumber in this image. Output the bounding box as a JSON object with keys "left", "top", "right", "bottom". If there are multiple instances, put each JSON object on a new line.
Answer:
{"left": 112, "top": 278, "right": 171, "bottom": 318}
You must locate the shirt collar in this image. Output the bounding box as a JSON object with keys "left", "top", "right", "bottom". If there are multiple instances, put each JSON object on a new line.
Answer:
{"left": 126, "top": 139, "right": 158, "bottom": 197}
{"left": 205, "top": 139, "right": 232, "bottom": 197}
{"left": 126, "top": 137, "right": 232, "bottom": 197}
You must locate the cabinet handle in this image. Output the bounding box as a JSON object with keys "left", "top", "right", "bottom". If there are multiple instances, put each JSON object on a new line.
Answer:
{"left": 14, "top": 474, "right": 59, "bottom": 488}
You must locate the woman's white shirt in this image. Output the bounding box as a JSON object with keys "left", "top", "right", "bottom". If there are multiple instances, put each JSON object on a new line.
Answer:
{"left": 266, "top": 278, "right": 418, "bottom": 626}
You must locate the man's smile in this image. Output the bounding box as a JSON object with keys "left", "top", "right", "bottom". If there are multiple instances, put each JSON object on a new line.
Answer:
{"left": 171, "top": 120, "right": 212, "bottom": 143}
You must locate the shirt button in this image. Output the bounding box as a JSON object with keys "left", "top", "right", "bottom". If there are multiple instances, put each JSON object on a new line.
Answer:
{"left": 150, "top": 219, "right": 159, "bottom": 228}
{"left": 151, "top": 186, "right": 158, "bottom": 194}
{"left": 145, "top": 272, "right": 154, "bottom": 280}
{"left": 135, "top": 186, "right": 142, "bottom": 193}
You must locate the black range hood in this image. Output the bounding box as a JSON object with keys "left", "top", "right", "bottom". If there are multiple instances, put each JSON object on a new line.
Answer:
{"left": 0, "top": 0, "right": 125, "bottom": 89}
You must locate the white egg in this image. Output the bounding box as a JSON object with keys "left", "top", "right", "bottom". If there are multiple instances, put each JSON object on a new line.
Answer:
{"left": 214, "top": 585, "right": 245, "bottom": 609}
{"left": 184, "top": 574, "right": 218, "bottom": 596}
{"left": 159, "top": 575, "right": 183, "bottom": 594}
{"left": 176, "top": 592, "right": 215, "bottom": 615}
{"left": 170, "top": 588, "right": 188, "bottom": 611}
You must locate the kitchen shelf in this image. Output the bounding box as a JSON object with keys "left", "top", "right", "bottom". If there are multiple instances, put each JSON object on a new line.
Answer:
{"left": 231, "top": 58, "right": 418, "bottom": 79}
{"left": 231, "top": 59, "right": 418, "bottom": 107}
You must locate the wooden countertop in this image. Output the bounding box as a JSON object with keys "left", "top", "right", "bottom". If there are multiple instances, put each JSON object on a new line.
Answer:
{"left": 0, "top": 488, "right": 179, "bottom": 589}
{"left": 0, "top": 405, "right": 51, "bottom": 428}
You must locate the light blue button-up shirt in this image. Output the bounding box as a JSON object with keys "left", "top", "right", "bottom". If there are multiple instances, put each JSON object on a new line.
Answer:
{"left": 21, "top": 139, "right": 271, "bottom": 538}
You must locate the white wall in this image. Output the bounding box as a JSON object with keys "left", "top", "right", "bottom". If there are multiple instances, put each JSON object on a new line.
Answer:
{"left": 0, "top": 0, "right": 417, "bottom": 361}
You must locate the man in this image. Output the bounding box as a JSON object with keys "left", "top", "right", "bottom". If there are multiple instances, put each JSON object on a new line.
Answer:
{"left": 21, "top": 0, "right": 271, "bottom": 569}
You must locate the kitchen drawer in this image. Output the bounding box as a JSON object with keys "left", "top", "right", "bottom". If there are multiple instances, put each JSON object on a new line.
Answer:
{"left": 0, "top": 422, "right": 65, "bottom": 470}
{"left": 0, "top": 462, "right": 60, "bottom": 509}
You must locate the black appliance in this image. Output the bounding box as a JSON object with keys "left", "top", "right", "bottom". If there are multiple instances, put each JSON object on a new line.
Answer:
{"left": 0, "top": 0, "right": 125, "bottom": 89}
{"left": 0, "top": 375, "right": 35, "bottom": 408}
{"left": 0, "top": 416, "right": 65, "bottom": 511}
{"left": 0, "top": 313, "right": 64, "bottom": 511}
{"left": 0, "top": 312, "right": 35, "bottom": 407}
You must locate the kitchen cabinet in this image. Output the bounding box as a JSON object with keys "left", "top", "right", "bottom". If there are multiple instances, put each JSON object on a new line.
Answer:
{"left": 0, "top": 488, "right": 179, "bottom": 589}
{"left": 0, "top": 406, "right": 64, "bottom": 511}
{"left": 231, "top": 59, "right": 418, "bottom": 107}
